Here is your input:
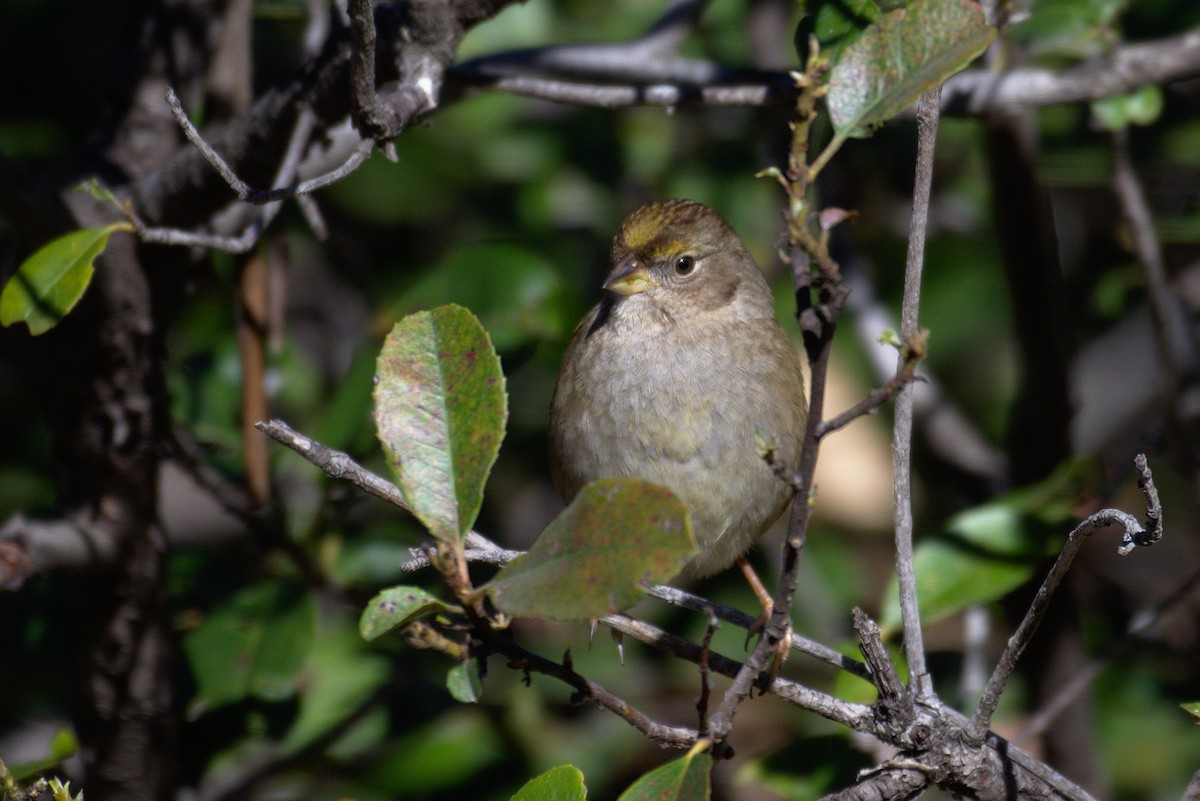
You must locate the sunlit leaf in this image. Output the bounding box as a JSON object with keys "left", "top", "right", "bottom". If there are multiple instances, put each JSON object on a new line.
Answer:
{"left": 73, "top": 178, "right": 120, "bottom": 206}
{"left": 373, "top": 304, "right": 507, "bottom": 542}
{"left": 827, "top": 0, "right": 994, "bottom": 138}
{"left": 0, "top": 223, "right": 131, "bottom": 335}
{"left": 617, "top": 741, "right": 711, "bottom": 801}
{"left": 486, "top": 479, "right": 695, "bottom": 621}
{"left": 510, "top": 765, "right": 588, "bottom": 801}
{"left": 1182, "top": 702, "right": 1200, "bottom": 723}
{"left": 359, "top": 586, "right": 458, "bottom": 642}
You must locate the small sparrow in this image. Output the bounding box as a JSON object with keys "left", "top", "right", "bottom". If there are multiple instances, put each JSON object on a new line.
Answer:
{"left": 549, "top": 199, "right": 807, "bottom": 581}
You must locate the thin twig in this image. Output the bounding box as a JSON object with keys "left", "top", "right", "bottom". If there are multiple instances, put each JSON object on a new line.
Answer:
{"left": 971, "top": 456, "right": 1162, "bottom": 735}
{"left": 893, "top": 86, "right": 942, "bottom": 700}
{"left": 707, "top": 52, "right": 845, "bottom": 741}
{"left": 257, "top": 418, "right": 409, "bottom": 508}
{"left": 466, "top": 608, "right": 704, "bottom": 750}
{"left": 603, "top": 614, "right": 874, "bottom": 732}
{"left": 645, "top": 583, "right": 872, "bottom": 680}
{"left": 817, "top": 330, "right": 927, "bottom": 439}
{"left": 165, "top": 90, "right": 360, "bottom": 205}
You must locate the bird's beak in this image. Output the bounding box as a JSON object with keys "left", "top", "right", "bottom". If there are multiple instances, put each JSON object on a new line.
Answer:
{"left": 604, "top": 254, "right": 658, "bottom": 296}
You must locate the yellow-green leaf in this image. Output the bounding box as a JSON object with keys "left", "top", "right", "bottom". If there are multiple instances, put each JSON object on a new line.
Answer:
{"left": 510, "top": 765, "right": 588, "bottom": 801}
{"left": 359, "top": 586, "right": 457, "bottom": 642}
{"left": 617, "top": 741, "right": 711, "bottom": 801}
{"left": 1, "top": 223, "right": 131, "bottom": 335}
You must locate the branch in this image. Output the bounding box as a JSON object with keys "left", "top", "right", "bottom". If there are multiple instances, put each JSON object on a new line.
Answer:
{"left": 970, "top": 455, "right": 1163, "bottom": 735}
{"left": 257, "top": 418, "right": 409, "bottom": 508}
{"left": 0, "top": 514, "right": 119, "bottom": 589}
{"left": 892, "top": 87, "right": 942, "bottom": 700}
{"left": 817, "top": 766, "right": 930, "bottom": 801}
{"left": 940, "top": 23, "right": 1200, "bottom": 113}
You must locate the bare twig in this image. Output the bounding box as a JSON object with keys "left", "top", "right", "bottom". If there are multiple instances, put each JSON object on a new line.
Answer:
{"left": 447, "top": 73, "right": 793, "bottom": 108}
{"left": 645, "top": 582, "right": 872, "bottom": 680}
{"left": 256, "top": 418, "right": 409, "bottom": 508}
{"left": 707, "top": 53, "right": 845, "bottom": 741}
{"left": 941, "top": 23, "right": 1200, "bottom": 114}
{"left": 163, "top": 91, "right": 357, "bottom": 206}
{"left": 971, "top": 456, "right": 1162, "bottom": 735}
{"left": 817, "top": 330, "right": 928, "bottom": 439}
{"left": 603, "top": 614, "right": 874, "bottom": 732}
{"left": 893, "top": 87, "right": 942, "bottom": 700}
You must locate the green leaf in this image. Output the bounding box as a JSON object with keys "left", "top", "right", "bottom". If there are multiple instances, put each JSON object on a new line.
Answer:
{"left": 486, "top": 478, "right": 695, "bottom": 621}
{"left": 446, "top": 660, "right": 483, "bottom": 704}
{"left": 1092, "top": 85, "right": 1164, "bottom": 131}
{"left": 827, "top": 0, "right": 995, "bottom": 139}
{"left": 510, "top": 765, "right": 588, "bottom": 801}
{"left": 394, "top": 244, "right": 566, "bottom": 353}
{"left": 7, "top": 727, "right": 79, "bottom": 782}
{"left": 48, "top": 778, "right": 83, "bottom": 801}
{"left": 1182, "top": 702, "right": 1200, "bottom": 723}
{"left": 880, "top": 501, "right": 1056, "bottom": 633}
{"left": 373, "top": 304, "right": 508, "bottom": 542}
{"left": 74, "top": 178, "right": 120, "bottom": 206}
{"left": 359, "top": 585, "right": 457, "bottom": 642}
{"left": 617, "top": 742, "right": 711, "bottom": 801}
{"left": 0, "top": 223, "right": 130, "bottom": 335}
{"left": 183, "top": 580, "right": 315, "bottom": 714}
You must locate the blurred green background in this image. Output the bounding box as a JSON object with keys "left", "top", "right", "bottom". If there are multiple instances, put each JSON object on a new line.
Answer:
{"left": 1, "top": 0, "right": 1199, "bottom": 799}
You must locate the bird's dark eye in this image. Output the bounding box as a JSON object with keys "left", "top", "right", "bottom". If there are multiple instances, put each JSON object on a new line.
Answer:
{"left": 674, "top": 255, "right": 695, "bottom": 275}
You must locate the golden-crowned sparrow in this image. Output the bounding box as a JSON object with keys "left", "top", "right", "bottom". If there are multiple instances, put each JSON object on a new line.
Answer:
{"left": 549, "top": 199, "right": 807, "bottom": 580}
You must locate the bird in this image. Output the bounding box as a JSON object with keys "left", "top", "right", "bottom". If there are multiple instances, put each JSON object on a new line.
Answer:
{"left": 548, "top": 199, "right": 807, "bottom": 589}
